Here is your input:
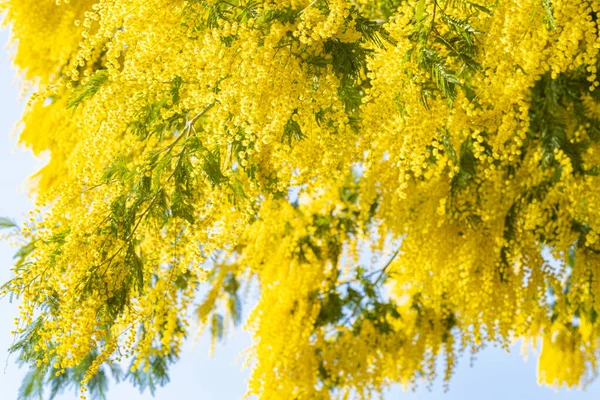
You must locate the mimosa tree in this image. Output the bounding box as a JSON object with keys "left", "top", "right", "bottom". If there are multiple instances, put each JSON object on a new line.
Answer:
{"left": 2, "top": 0, "right": 600, "bottom": 398}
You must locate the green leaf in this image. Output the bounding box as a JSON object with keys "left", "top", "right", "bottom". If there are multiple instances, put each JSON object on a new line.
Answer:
{"left": 14, "top": 241, "right": 36, "bottom": 261}
{"left": 450, "top": 136, "right": 476, "bottom": 190}
{"left": 415, "top": 0, "right": 426, "bottom": 24}
{"left": 18, "top": 367, "right": 45, "bottom": 400}
{"left": 126, "top": 243, "right": 145, "bottom": 292}
{"left": 465, "top": 1, "right": 493, "bottom": 16}
{"left": 315, "top": 292, "right": 344, "bottom": 327}
{"left": 171, "top": 188, "right": 195, "bottom": 224}
{"left": 541, "top": 0, "right": 556, "bottom": 31}
{"left": 324, "top": 39, "right": 370, "bottom": 80}
{"left": 169, "top": 76, "right": 183, "bottom": 104}
{"left": 0, "top": 216, "right": 18, "bottom": 229}
{"left": 101, "top": 156, "right": 130, "bottom": 182}
{"left": 202, "top": 145, "right": 224, "bottom": 186}
{"left": 227, "top": 295, "right": 242, "bottom": 326}
{"left": 338, "top": 75, "right": 363, "bottom": 113}
{"left": 440, "top": 129, "right": 458, "bottom": 164}
{"left": 67, "top": 70, "right": 109, "bottom": 109}
{"left": 282, "top": 116, "right": 304, "bottom": 145}
{"left": 419, "top": 48, "right": 460, "bottom": 104}
{"left": 354, "top": 15, "right": 397, "bottom": 49}
{"left": 441, "top": 14, "right": 480, "bottom": 49}
{"left": 210, "top": 313, "right": 225, "bottom": 341}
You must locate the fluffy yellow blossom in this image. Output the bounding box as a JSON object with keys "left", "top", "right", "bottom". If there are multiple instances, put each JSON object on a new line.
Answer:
{"left": 2, "top": 0, "right": 600, "bottom": 398}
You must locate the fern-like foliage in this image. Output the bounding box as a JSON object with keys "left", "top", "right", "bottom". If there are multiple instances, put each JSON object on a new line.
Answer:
{"left": 67, "top": 70, "right": 109, "bottom": 109}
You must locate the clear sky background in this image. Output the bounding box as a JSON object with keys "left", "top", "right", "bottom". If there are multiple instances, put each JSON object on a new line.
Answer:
{"left": 1, "top": 28, "right": 600, "bottom": 400}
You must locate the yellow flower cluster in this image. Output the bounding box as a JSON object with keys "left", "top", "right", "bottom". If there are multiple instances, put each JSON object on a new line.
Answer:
{"left": 2, "top": 0, "right": 600, "bottom": 398}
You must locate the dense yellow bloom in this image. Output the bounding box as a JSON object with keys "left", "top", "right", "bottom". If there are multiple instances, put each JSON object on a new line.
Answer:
{"left": 2, "top": 0, "right": 600, "bottom": 398}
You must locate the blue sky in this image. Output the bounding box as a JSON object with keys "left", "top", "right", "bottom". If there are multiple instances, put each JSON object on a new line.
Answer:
{"left": 1, "top": 29, "right": 599, "bottom": 399}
